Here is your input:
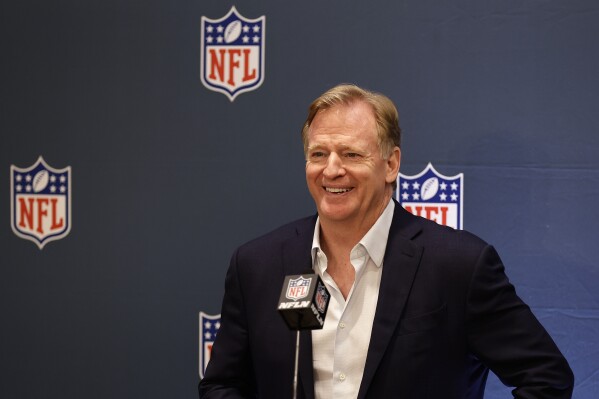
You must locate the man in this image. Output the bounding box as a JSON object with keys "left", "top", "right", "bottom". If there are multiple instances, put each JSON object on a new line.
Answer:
{"left": 199, "top": 84, "right": 574, "bottom": 398}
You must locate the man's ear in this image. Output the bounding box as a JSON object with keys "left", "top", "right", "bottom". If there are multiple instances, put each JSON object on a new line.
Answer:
{"left": 385, "top": 147, "right": 401, "bottom": 184}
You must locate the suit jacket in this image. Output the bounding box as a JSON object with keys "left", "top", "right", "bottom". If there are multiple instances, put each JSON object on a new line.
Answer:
{"left": 199, "top": 203, "right": 573, "bottom": 398}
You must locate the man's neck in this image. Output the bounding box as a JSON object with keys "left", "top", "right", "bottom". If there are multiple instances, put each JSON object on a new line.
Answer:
{"left": 318, "top": 195, "right": 392, "bottom": 255}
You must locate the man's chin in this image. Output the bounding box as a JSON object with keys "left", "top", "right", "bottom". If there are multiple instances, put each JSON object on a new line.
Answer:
{"left": 316, "top": 204, "right": 355, "bottom": 223}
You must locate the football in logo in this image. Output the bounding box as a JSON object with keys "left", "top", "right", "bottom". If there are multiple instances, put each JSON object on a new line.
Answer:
{"left": 32, "top": 170, "right": 50, "bottom": 193}
{"left": 224, "top": 20, "right": 242, "bottom": 43}
{"left": 420, "top": 177, "right": 439, "bottom": 201}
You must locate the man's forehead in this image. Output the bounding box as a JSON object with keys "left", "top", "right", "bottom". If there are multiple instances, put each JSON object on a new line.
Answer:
{"left": 315, "top": 99, "right": 373, "bottom": 118}
{"left": 310, "top": 103, "right": 376, "bottom": 133}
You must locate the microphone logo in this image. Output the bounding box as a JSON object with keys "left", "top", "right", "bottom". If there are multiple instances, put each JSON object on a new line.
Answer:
{"left": 285, "top": 276, "right": 312, "bottom": 301}
{"left": 315, "top": 283, "right": 329, "bottom": 313}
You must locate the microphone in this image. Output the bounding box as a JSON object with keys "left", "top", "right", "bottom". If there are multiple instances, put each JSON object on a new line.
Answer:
{"left": 277, "top": 273, "right": 330, "bottom": 330}
{"left": 277, "top": 273, "right": 330, "bottom": 399}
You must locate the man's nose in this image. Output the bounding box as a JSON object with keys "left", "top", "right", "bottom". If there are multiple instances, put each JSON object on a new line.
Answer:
{"left": 323, "top": 153, "right": 346, "bottom": 178}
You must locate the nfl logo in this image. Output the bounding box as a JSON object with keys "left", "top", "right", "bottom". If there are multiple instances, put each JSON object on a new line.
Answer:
{"left": 10, "top": 156, "right": 72, "bottom": 249}
{"left": 199, "top": 312, "right": 221, "bottom": 379}
{"left": 315, "top": 282, "right": 329, "bottom": 313}
{"left": 397, "top": 163, "right": 464, "bottom": 230}
{"left": 286, "top": 276, "right": 311, "bottom": 301}
{"left": 200, "top": 6, "right": 265, "bottom": 101}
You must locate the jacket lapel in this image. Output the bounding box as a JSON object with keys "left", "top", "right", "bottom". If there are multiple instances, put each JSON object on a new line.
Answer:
{"left": 281, "top": 216, "right": 317, "bottom": 399}
{"left": 357, "top": 204, "right": 424, "bottom": 399}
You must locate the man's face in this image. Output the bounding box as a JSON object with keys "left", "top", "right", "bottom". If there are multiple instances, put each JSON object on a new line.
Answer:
{"left": 305, "top": 101, "right": 400, "bottom": 227}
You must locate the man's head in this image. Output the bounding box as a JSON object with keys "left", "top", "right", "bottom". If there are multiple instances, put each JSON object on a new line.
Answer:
{"left": 303, "top": 84, "right": 401, "bottom": 229}
{"left": 302, "top": 84, "right": 401, "bottom": 163}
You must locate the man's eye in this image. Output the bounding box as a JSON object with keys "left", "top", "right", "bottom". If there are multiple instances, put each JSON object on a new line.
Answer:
{"left": 311, "top": 152, "right": 325, "bottom": 158}
{"left": 345, "top": 153, "right": 360, "bottom": 158}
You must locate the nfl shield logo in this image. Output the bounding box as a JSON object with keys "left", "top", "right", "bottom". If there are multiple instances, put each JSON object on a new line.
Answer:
{"left": 396, "top": 163, "right": 464, "bottom": 229}
{"left": 199, "top": 312, "right": 221, "bottom": 379}
{"left": 200, "top": 6, "right": 265, "bottom": 101}
{"left": 286, "top": 276, "right": 311, "bottom": 301}
{"left": 10, "top": 156, "right": 72, "bottom": 249}
{"left": 315, "top": 282, "right": 329, "bottom": 313}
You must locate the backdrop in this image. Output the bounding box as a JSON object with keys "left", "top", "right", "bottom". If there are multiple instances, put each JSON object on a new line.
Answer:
{"left": 1, "top": 0, "right": 598, "bottom": 398}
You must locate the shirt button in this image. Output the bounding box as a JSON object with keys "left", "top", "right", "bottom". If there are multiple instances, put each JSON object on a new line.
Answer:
{"left": 339, "top": 322, "right": 346, "bottom": 329}
{"left": 339, "top": 372, "right": 346, "bottom": 381}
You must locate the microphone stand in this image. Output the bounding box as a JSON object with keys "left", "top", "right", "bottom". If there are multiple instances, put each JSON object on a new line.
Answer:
{"left": 293, "top": 313, "right": 303, "bottom": 399}
{"left": 293, "top": 330, "right": 300, "bottom": 399}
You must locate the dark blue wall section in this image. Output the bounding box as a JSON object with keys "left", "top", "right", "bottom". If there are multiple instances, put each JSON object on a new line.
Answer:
{"left": 1, "top": 0, "right": 598, "bottom": 397}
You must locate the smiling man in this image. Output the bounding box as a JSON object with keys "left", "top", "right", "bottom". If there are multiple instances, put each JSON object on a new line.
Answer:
{"left": 199, "top": 84, "right": 573, "bottom": 399}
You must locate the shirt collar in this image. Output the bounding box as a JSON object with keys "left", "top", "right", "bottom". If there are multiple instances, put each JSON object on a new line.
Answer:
{"left": 311, "top": 199, "right": 395, "bottom": 268}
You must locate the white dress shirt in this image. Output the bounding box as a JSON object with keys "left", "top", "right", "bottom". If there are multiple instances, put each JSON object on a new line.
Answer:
{"left": 311, "top": 199, "right": 395, "bottom": 399}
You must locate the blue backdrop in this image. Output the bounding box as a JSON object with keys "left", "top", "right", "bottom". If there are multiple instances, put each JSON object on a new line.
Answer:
{"left": 1, "top": 0, "right": 598, "bottom": 398}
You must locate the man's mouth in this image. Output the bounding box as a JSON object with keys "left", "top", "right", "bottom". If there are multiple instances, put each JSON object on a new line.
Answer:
{"left": 325, "top": 187, "right": 353, "bottom": 194}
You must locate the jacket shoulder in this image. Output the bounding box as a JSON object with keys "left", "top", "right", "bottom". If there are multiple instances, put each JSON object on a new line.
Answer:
{"left": 397, "top": 205, "right": 488, "bottom": 249}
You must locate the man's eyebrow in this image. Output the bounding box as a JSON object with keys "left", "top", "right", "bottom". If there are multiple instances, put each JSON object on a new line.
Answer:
{"left": 339, "top": 144, "right": 363, "bottom": 152}
{"left": 306, "top": 144, "right": 325, "bottom": 153}
{"left": 306, "top": 144, "right": 365, "bottom": 153}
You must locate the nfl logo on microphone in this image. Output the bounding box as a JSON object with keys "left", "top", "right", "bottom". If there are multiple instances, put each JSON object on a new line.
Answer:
{"left": 201, "top": 6, "right": 265, "bottom": 101}
{"left": 286, "top": 276, "right": 311, "bottom": 301}
{"left": 397, "top": 163, "right": 464, "bottom": 230}
{"left": 10, "top": 156, "right": 72, "bottom": 249}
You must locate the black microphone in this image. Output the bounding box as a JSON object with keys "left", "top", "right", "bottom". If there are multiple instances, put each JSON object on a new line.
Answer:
{"left": 277, "top": 273, "right": 330, "bottom": 399}
{"left": 277, "top": 273, "right": 330, "bottom": 330}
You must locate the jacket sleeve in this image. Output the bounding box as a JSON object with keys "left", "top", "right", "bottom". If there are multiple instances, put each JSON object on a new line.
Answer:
{"left": 198, "top": 249, "right": 258, "bottom": 399}
{"left": 466, "top": 245, "right": 574, "bottom": 398}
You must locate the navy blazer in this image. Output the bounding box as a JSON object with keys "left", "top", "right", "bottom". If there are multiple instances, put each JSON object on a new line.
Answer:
{"left": 199, "top": 203, "right": 573, "bottom": 398}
